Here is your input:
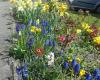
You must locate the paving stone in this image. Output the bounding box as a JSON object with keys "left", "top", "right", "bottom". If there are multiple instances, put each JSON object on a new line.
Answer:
{"left": 0, "top": 1, "right": 15, "bottom": 80}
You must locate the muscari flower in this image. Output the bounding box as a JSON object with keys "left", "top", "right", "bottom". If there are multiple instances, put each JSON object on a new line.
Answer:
{"left": 85, "top": 74, "right": 92, "bottom": 80}
{"left": 22, "top": 64, "right": 28, "bottom": 78}
{"left": 64, "top": 61, "right": 69, "bottom": 69}
{"left": 71, "top": 59, "right": 77, "bottom": 68}
{"left": 16, "top": 23, "right": 20, "bottom": 33}
{"left": 41, "top": 20, "right": 48, "bottom": 27}
{"left": 21, "top": 24, "right": 26, "bottom": 30}
{"left": 74, "top": 64, "right": 80, "bottom": 75}
{"left": 42, "top": 27, "right": 48, "bottom": 35}
{"left": 16, "top": 66, "right": 23, "bottom": 75}
{"left": 93, "top": 68, "right": 100, "bottom": 79}
{"left": 27, "top": 37, "right": 34, "bottom": 49}
{"left": 45, "top": 39, "right": 56, "bottom": 47}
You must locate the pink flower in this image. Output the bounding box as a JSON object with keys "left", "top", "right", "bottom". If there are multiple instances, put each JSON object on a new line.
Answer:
{"left": 58, "top": 35, "right": 66, "bottom": 43}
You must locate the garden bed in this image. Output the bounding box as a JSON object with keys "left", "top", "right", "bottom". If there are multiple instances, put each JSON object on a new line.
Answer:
{"left": 9, "top": 0, "right": 100, "bottom": 80}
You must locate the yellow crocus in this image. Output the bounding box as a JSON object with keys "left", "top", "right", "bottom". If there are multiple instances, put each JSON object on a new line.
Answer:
{"left": 79, "top": 69, "right": 86, "bottom": 76}
{"left": 82, "top": 23, "right": 90, "bottom": 30}
{"left": 76, "top": 29, "right": 81, "bottom": 34}
{"left": 93, "top": 36, "right": 100, "bottom": 45}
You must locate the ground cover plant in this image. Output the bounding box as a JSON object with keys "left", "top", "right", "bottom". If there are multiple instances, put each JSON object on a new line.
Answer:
{"left": 9, "top": 0, "right": 100, "bottom": 80}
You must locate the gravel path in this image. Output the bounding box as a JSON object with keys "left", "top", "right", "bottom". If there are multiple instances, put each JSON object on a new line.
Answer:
{"left": 0, "top": 1, "right": 15, "bottom": 80}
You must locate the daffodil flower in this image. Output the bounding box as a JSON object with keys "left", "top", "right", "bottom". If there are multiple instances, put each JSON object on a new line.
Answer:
{"left": 82, "top": 23, "right": 90, "bottom": 30}
{"left": 93, "top": 36, "right": 100, "bottom": 45}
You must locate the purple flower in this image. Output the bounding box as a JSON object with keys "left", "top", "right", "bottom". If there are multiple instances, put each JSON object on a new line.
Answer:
{"left": 64, "top": 61, "right": 69, "bottom": 69}
{"left": 21, "top": 24, "right": 26, "bottom": 30}
{"left": 71, "top": 59, "right": 77, "bottom": 68}
{"left": 52, "top": 41, "right": 56, "bottom": 47}
{"left": 93, "top": 69, "right": 100, "bottom": 79}
{"left": 27, "top": 37, "right": 34, "bottom": 49}
{"left": 32, "top": 21, "right": 37, "bottom": 26}
{"left": 74, "top": 64, "right": 80, "bottom": 75}
{"left": 45, "top": 39, "right": 56, "bottom": 47}
{"left": 41, "top": 20, "right": 48, "bottom": 27}
{"left": 22, "top": 64, "right": 28, "bottom": 78}
{"left": 16, "top": 66, "right": 23, "bottom": 75}
{"left": 16, "top": 23, "right": 20, "bottom": 33}
{"left": 42, "top": 27, "right": 48, "bottom": 35}
{"left": 85, "top": 74, "right": 92, "bottom": 80}
{"left": 28, "top": 19, "right": 32, "bottom": 26}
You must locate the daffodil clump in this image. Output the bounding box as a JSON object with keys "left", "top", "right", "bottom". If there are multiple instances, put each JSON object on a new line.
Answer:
{"left": 10, "top": 0, "right": 33, "bottom": 11}
{"left": 58, "top": 3, "right": 68, "bottom": 16}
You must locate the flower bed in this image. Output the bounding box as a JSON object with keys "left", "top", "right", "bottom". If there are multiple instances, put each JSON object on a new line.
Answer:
{"left": 10, "top": 0, "right": 100, "bottom": 80}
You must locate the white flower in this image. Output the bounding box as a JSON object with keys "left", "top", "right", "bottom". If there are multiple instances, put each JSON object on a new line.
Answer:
{"left": 18, "top": 31, "right": 22, "bottom": 36}
{"left": 46, "top": 52, "right": 54, "bottom": 66}
{"left": 17, "top": 6, "right": 24, "bottom": 11}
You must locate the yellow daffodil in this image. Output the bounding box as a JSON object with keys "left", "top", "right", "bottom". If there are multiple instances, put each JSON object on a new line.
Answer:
{"left": 86, "top": 28, "right": 93, "bottom": 33}
{"left": 93, "top": 36, "right": 100, "bottom": 45}
{"left": 76, "top": 58, "right": 81, "bottom": 63}
{"left": 76, "top": 29, "right": 81, "bottom": 34}
{"left": 58, "top": 3, "right": 68, "bottom": 16}
{"left": 34, "top": 0, "right": 42, "bottom": 8}
{"left": 42, "top": 3, "right": 49, "bottom": 12}
{"left": 82, "top": 23, "right": 90, "bottom": 30}
{"left": 79, "top": 69, "right": 86, "bottom": 76}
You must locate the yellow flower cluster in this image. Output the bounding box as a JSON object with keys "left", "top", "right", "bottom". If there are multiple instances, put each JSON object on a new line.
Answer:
{"left": 82, "top": 23, "right": 93, "bottom": 33}
{"left": 58, "top": 3, "right": 68, "bottom": 16}
{"left": 93, "top": 36, "right": 100, "bottom": 45}
{"left": 34, "top": 0, "right": 42, "bottom": 9}
{"left": 42, "top": 3, "right": 50, "bottom": 12}
{"left": 79, "top": 69, "right": 86, "bottom": 76}
{"left": 10, "top": 0, "right": 33, "bottom": 11}
{"left": 30, "top": 26, "right": 41, "bottom": 33}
